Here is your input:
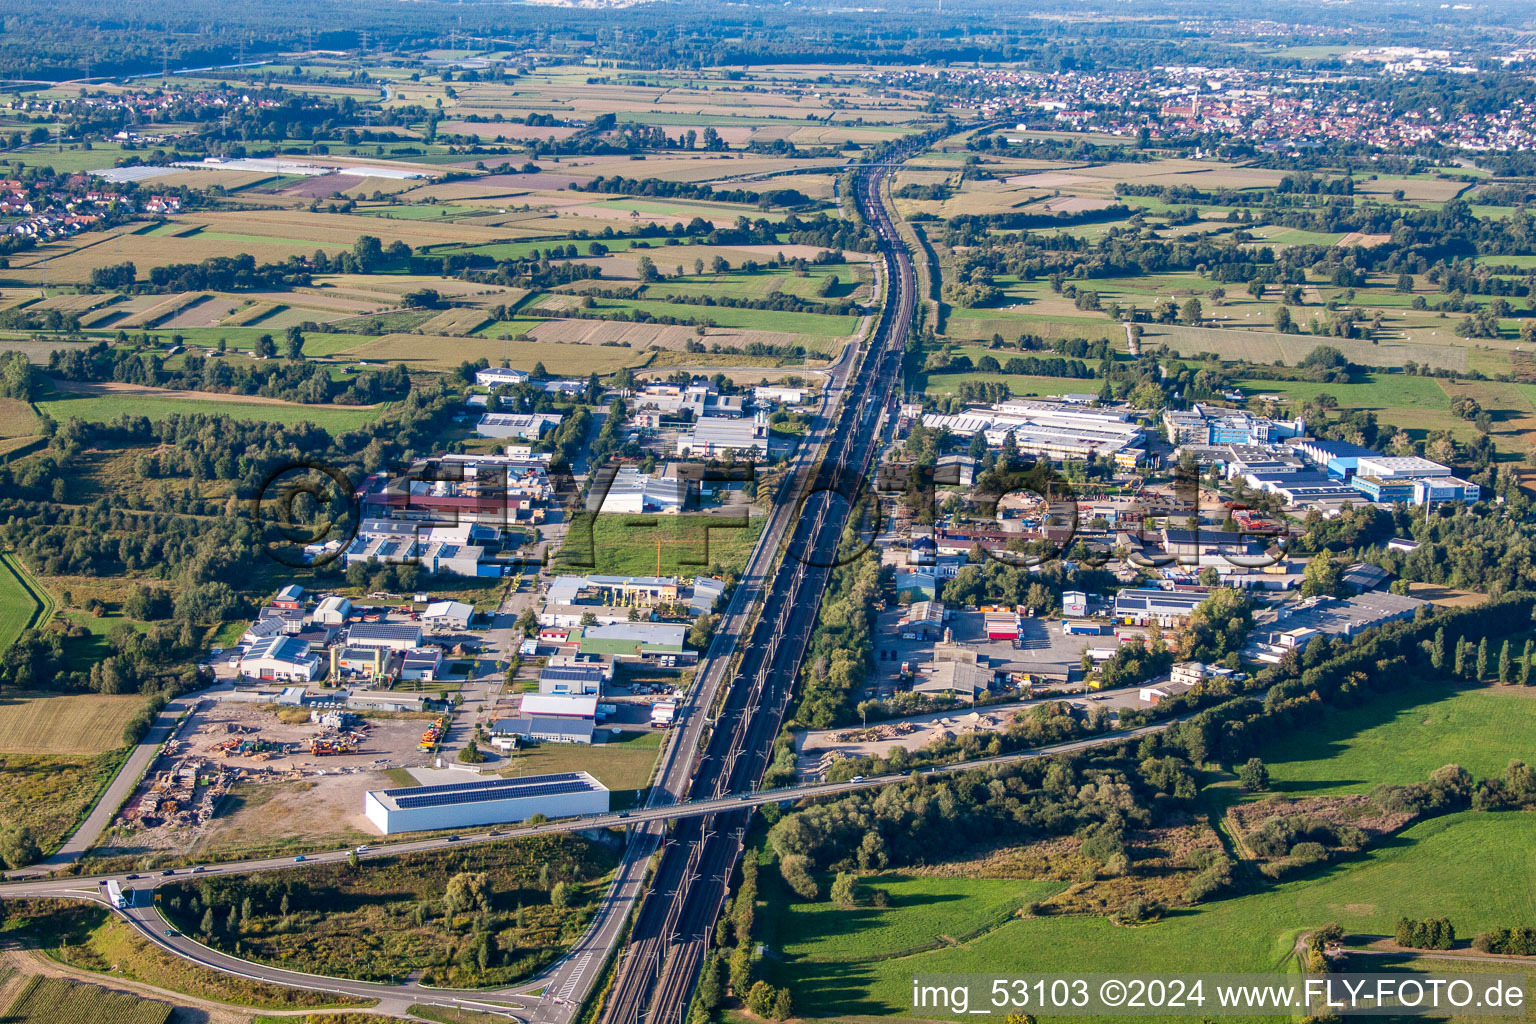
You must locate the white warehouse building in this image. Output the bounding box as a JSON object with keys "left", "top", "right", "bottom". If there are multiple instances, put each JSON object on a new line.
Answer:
{"left": 363, "top": 771, "right": 609, "bottom": 834}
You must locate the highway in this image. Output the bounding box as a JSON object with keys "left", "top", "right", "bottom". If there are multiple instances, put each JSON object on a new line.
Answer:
{"left": 0, "top": 706, "right": 1215, "bottom": 1017}
{"left": 595, "top": 158, "right": 916, "bottom": 1024}
{"left": 0, "top": 152, "right": 1195, "bottom": 1023}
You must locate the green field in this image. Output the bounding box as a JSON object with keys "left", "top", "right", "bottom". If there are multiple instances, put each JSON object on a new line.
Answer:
{"left": 0, "top": 554, "right": 49, "bottom": 649}
{"left": 551, "top": 295, "right": 860, "bottom": 341}
{"left": 558, "top": 512, "right": 765, "bottom": 578}
{"left": 34, "top": 391, "right": 387, "bottom": 430}
{"left": 923, "top": 370, "right": 1096, "bottom": 398}
{"left": 1242, "top": 681, "right": 1536, "bottom": 799}
{"left": 765, "top": 874, "right": 1065, "bottom": 964}
{"left": 0, "top": 975, "right": 170, "bottom": 1024}
{"left": 763, "top": 813, "right": 1535, "bottom": 1022}
{"left": 499, "top": 729, "right": 661, "bottom": 809}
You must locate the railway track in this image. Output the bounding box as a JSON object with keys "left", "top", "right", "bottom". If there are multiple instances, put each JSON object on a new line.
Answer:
{"left": 598, "top": 158, "right": 917, "bottom": 1024}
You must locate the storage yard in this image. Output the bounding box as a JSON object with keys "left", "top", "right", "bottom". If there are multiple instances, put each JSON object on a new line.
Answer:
{"left": 96, "top": 699, "right": 445, "bottom": 854}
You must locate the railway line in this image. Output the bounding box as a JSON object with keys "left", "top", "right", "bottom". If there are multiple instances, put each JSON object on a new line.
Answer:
{"left": 597, "top": 159, "right": 917, "bottom": 1024}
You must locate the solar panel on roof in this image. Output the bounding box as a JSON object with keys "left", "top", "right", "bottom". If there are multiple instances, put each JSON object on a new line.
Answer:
{"left": 392, "top": 778, "right": 594, "bottom": 810}
{"left": 382, "top": 772, "right": 581, "bottom": 799}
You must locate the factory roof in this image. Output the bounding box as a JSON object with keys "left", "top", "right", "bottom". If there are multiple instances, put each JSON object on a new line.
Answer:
{"left": 368, "top": 771, "right": 605, "bottom": 812}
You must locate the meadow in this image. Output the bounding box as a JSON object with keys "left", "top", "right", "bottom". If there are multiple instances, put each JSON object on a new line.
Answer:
{"left": 2, "top": 900, "right": 371, "bottom": 1010}
{"left": 1236, "top": 681, "right": 1536, "bottom": 800}
{"left": 0, "top": 750, "right": 129, "bottom": 856}
{"left": 0, "top": 554, "right": 49, "bottom": 650}
{"left": 557, "top": 512, "right": 766, "bottom": 578}
{"left": 762, "top": 813, "right": 1535, "bottom": 1022}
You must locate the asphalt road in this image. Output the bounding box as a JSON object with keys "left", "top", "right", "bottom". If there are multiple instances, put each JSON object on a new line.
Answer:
{"left": 0, "top": 704, "right": 1219, "bottom": 1018}
{"left": 28, "top": 696, "right": 194, "bottom": 873}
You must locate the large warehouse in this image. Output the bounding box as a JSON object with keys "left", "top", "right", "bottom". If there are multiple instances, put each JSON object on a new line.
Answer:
{"left": 363, "top": 771, "right": 609, "bottom": 834}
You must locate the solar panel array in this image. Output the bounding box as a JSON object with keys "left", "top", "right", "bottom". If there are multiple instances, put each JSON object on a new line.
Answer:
{"left": 390, "top": 776, "right": 596, "bottom": 810}
{"left": 382, "top": 772, "right": 582, "bottom": 799}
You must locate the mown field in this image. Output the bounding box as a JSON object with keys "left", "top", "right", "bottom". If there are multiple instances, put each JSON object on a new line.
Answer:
{"left": 0, "top": 554, "right": 48, "bottom": 650}
{"left": 1235, "top": 681, "right": 1536, "bottom": 800}
{"left": 0, "top": 692, "right": 147, "bottom": 755}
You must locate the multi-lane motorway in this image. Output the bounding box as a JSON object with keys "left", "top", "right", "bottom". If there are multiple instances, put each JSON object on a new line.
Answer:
{"left": 0, "top": 703, "right": 1213, "bottom": 1018}
{"left": 0, "top": 154, "right": 1206, "bottom": 1023}
{"left": 595, "top": 158, "right": 916, "bottom": 1024}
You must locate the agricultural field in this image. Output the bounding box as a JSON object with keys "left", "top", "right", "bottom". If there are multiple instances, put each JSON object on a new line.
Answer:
{"left": 0, "top": 975, "right": 171, "bottom": 1024}
{"left": 33, "top": 384, "right": 388, "bottom": 430}
{"left": 0, "top": 692, "right": 147, "bottom": 756}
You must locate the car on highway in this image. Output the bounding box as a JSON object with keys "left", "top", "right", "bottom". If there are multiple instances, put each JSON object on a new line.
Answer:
{"left": 161, "top": 868, "right": 174, "bottom": 876}
{"left": 125, "top": 873, "right": 140, "bottom": 880}
{"left": 355, "top": 845, "right": 370, "bottom": 853}
{"left": 447, "top": 835, "right": 462, "bottom": 842}
{"left": 293, "top": 855, "right": 306, "bottom": 862}
{"left": 164, "top": 929, "right": 178, "bottom": 938}
{"left": 191, "top": 865, "right": 206, "bottom": 873}
{"left": 851, "top": 775, "right": 865, "bottom": 782}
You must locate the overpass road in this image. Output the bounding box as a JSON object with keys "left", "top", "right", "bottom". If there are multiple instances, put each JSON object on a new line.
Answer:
{"left": 0, "top": 150, "right": 1210, "bottom": 1023}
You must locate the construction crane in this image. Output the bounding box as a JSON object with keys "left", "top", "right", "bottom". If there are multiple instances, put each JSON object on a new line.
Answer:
{"left": 653, "top": 534, "right": 694, "bottom": 579}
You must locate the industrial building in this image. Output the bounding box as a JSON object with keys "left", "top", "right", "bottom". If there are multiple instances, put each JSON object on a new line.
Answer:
{"left": 422, "top": 600, "right": 474, "bottom": 631}
{"left": 1113, "top": 588, "right": 1211, "bottom": 626}
{"left": 1293, "top": 439, "right": 1381, "bottom": 478}
{"left": 347, "top": 622, "right": 424, "bottom": 652}
{"left": 475, "top": 412, "right": 565, "bottom": 440}
{"left": 313, "top": 595, "right": 352, "bottom": 626}
{"left": 1244, "top": 590, "right": 1424, "bottom": 662}
{"left": 399, "top": 648, "right": 444, "bottom": 682}
{"left": 675, "top": 412, "right": 774, "bottom": 458}
{"left": 475, "top": 368, "right": 531, "bottom": 388}
{"left": 364, "top": 771, "right": 609, "bottom": 834}
{"left": 1347, "top": 456, "right": 1479, "bottom": 506}
{"left": 591, "top": 466, "right": 689, "bottom": 515}
{"left": 238, "top": 636, "right": 322, "bottom": 682}
{"left": 578, "top": 622, "right": 691, "bottom": 662}
{"left": 538, "top": 665, "right": 606, "bottom": 695}
{"left": 900, "top": 600, "right": 946, "bottom": 638}
{"left": 1161, "top": 405, "right": 1305, "bottom": 447}
{"left": 981, "top": 606, "right": 1021, "bottom": 640}
{"left": 921, "top": 400, "right": 1144, "bottom": 463}
{"left": 490, "top": 716, "right": 596, "bottom": 745}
